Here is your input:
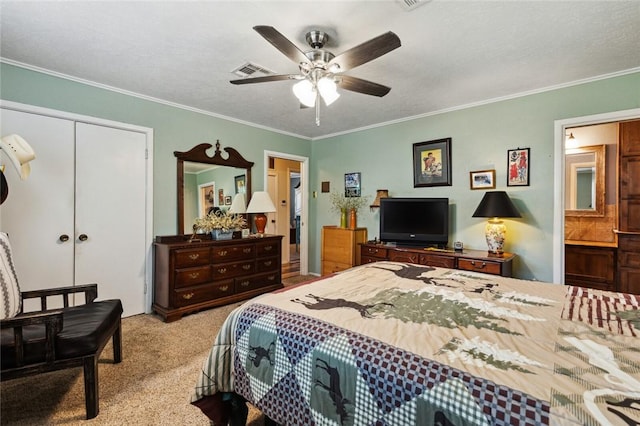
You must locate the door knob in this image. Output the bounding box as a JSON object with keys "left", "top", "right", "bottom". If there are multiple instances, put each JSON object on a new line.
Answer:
{"left": 78, "top": 234, "right": 88, "bottom": 241}
{"left": 59, "top": 234, "right": 69, "bottom": 242}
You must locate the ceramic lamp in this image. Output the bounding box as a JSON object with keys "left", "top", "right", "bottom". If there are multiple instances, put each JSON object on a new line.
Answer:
{"left": 472, "top": 191, "right": 521, "bottom": 255}
{"left": 246, "top": 191, "right": 276, "bottom": 235}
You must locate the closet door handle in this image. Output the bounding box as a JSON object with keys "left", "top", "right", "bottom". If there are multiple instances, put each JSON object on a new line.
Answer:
{"left": 613, "top": 229, "right": 640, "bottom": 235}
{"left": 59, "top": 234, "right": 70, "bottom": 242}
{"left": 78, "top": 234, "right": 88, "bottom": 241}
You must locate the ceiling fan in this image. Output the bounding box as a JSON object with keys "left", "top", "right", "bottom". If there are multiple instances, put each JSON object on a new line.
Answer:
{"left": 230, "top": 26, "right": 401, "bottom": 125}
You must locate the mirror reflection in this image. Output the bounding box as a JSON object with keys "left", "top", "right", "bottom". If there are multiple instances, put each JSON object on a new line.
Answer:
{"left": 565, "top": 144, "right": 605, "bottom": 217}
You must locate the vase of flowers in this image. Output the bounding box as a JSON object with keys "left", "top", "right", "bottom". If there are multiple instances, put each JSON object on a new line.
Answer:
{"left": 330, "top": 192, "right": 369, "bottom": 228}
{"left": 193, "top": 209, "right": 247, "bottom": 240}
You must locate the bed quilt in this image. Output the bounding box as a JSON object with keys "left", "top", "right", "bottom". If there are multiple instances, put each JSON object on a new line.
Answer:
{"left": 192, "top": 261, "right": 640, "bottom": 425}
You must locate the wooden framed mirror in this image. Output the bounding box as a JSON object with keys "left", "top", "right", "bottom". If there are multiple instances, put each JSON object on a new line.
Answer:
{"left": 565, "top": 144, "right": 605, "bottom": 217}
{"left": 175, "top": 140, "right": 254, "bottom": 234}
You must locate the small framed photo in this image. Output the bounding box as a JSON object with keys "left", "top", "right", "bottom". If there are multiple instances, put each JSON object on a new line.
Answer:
{"left": 224, "top": 195, "right": 232, "bottom": 205}
{"left": 507, "top": 148, "right": 530, "bottom": 186}
{"left": 413, "top": 138, "right": 452, "bottom": 187}
{"left": 234, "top": 174, "right": 246, "bottom": 194}
{"left": 344, "top": 172, "right": 361, "bottom": 197}
{"left": 218, "top": 188, "right": 224, "bottom": 205}
{"left": 470, "top": 170, "right": 496, "bottom": 190}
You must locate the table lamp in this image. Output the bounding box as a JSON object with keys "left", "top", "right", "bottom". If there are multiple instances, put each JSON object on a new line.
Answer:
{"left": 472, "top": 191, "right": 521, "bottom": 255}
{"left": 229, "top": 193, "right": 246, "bottom": 214}
{"left": 246, "top": 191, "right": 276, "bottom": 235}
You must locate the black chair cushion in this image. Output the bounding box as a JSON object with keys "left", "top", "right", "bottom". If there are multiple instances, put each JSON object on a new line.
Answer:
{"left": 1, "top": 299, "right": 123, "bottom": 369}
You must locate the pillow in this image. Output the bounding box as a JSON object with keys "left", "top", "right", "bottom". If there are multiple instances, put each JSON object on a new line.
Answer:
{"left": 0, "top": 232, "right": 21, "bottom": 319}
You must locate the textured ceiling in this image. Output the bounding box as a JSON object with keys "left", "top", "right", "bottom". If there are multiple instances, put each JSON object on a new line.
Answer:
{"left": 1, "top": 1, "right": 639, "bottom": 140}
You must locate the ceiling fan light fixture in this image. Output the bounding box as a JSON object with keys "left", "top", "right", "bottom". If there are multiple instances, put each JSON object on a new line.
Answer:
{"left": 317, "top": 76, "right": 340, "bottom": 106}
{"left": 293, "top": 79, "right": 317, "bottom": 107}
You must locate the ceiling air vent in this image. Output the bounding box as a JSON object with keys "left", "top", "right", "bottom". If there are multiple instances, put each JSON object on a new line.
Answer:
{"left": 231, "top": 62, "right": 275, "bottom": 78}
{"left": 396, "top": 0, "right": 430, "bottom": 11}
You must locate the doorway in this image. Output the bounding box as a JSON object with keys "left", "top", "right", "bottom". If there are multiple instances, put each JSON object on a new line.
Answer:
{"left": 553, "top": 108, "right": 640, "bottom": 283}
{"left": 264, "top": 151, "right": 309, "bottom": 278}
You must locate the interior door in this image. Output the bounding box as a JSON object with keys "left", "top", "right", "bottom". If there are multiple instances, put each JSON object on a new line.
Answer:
{"left": 75, "top": 123, "right": 147, "bottom": 316}
{"left": 0, "top": 108, "right": 76, "bottom": 304}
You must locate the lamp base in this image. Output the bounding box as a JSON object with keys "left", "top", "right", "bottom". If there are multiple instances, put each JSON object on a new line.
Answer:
{"left": 485, "top": 219, "right": 506, "bottom": 255}
{"left": 254, "top": 213, "right": 267, "bottom": 235}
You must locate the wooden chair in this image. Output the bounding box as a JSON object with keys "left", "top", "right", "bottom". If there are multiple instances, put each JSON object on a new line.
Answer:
{"left": 1, "top": 235, "right": 123, "bottom": 420}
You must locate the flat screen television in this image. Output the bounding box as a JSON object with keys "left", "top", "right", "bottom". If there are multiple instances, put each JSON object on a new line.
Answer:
{"left": 379, "top": 197, "right": 449, "bottom": 247}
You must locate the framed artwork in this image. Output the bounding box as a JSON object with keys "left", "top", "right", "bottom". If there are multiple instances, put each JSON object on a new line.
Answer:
{"left": 507, "top": 147, "right": 530, "bottom": 186}
{"left": 321, "top": 181, "right": 330, "bottom": 193}
{"left": 234, "top": 174, "right": 246, "bottom": 194}
{"left": 413, "top": 138, "right": 452, "bottom": 187}
{"left": 224, "top": 195, "right": 232, "bottom": 205}
{"left": 344, "top": 172, "right": 361, "bottom": 197}
{"left": 199, "top": 183, "right": 215, "bottom": 217}
{"left": 470, "top": 169, "right": 496, "bottom": 190}
{"left": 218, "top": 188, "right": 224, "bottom": 205}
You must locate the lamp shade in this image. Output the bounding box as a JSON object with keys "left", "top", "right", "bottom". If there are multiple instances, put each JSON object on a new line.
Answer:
{"left": 246, "top": 191, "right": 276, "bottom": 214}
{"left": 229, "top": 193, "right": 246, "bottom": 214}
{"left": 472, "top": 191, "right": 521, "bottom": 218}
{"left": 0, "top": 134, "right": 35, "bottom": 180}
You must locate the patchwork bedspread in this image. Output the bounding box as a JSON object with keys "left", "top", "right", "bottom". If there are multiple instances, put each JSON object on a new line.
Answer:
{"left": 192, "top": 262, "right": 640, "bottom": 425}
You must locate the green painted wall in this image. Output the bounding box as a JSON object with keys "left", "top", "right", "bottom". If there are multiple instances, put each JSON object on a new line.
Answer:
{"left": 2, "top": 62, "right": 639, "bottom": 281}
{"left": 310, "top": 72, "right": 640, "bottom": 281}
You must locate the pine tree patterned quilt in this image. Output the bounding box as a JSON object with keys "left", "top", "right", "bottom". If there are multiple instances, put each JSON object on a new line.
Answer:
{"left": 192, "top": 262, "right": 640, "bottom": 425}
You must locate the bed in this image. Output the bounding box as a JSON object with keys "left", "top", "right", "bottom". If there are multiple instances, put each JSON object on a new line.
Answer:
{"left": 191, "top": 261, "right": 640, "bottom": 425}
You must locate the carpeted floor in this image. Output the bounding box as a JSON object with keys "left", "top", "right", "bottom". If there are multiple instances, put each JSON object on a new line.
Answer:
{"left": 0, "top": 275, "right": 316, "bottom": 425}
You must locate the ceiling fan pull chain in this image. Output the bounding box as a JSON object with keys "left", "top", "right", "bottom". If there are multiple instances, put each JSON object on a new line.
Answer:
{"left": 315, "top": 95, "right": 321, "bottom": 126}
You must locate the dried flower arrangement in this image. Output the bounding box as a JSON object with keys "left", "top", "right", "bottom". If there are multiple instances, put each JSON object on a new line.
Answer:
{"left": 329, "top": 191, "right": 370, "bottom": 213}
{"left": 193, "top": 209, "right": 247, "bottom": 232}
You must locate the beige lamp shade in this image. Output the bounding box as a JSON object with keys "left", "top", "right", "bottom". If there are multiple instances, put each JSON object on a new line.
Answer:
{"left": 229, "top": 193, "right": 246, "bottom": 214}
{"left": 370, "top": 189, "right": 389, "bottom": 208}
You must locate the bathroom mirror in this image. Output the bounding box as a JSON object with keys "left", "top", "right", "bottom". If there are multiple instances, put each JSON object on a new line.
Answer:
{"left": 565, "top": 144, "right": 605, "bottom": 217}
{"left": 175, "top": 141, "right": 253, "bottom": 234}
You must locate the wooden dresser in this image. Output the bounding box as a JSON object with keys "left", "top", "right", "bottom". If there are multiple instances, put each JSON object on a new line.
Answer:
{"left": 153, "top": 235, "right": 283, "bottom": 322}
{"left": 564, "top": 244, "right": 616, "bottom": 291}
{"left": 360, "top": 243, "right": 515, "bottom": 277}
{"left": 321, "top": 226, "right": 368, "bottom": 276}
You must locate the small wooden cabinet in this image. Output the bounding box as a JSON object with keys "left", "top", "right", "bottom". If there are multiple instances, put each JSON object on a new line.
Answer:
{"left": 153, "top": 235, "right": 283, "bottom": 322}
{"left": 565, "top": 244, "right": 616, "bottom": 292}
{"left": 360, "top": 243, "right": 514, "bottom": 277}
{"left": 321, "top": 226, "right": 368, "bottom": 276}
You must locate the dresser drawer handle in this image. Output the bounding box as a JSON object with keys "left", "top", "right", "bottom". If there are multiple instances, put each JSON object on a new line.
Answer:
{"left": 470, "top": 261, "right": 486, "bottom": 269}
{"left": 189, "top": 253, "right": 200, "bottom": 260}
{"left": 264, "top": 260, "right": 272, "bottom": 266}
{"left": 264, "top": 246, "right": 273, "bottom": 251}
{"left": 239, "top": 281, "right": 250, "bottom": 287}
{"left": 189, "top": 272, "right": 200, "bottom": 279}
{"left": 242, "top": 264, "right": 251, "bottom": 270}
{"left": 220, "top": 285, "right": 229, "bottom": 292}
{"left": 218, "top": 250, "right": 228, "bottom": 256}
{"left": 218, "top": 268, "right": 227, "bottom": 274}
{"left": 267, "top": 275, "right": 275, "bottom": 281}
{"left": 243, "top": 248, "right": 252, "bottom": 253}
{"left": 182, "top": 292, "right": 194, "bottom": 300}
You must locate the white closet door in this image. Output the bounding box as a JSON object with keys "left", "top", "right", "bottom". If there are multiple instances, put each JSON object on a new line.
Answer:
{"left": 0, "top": 109, "right": 76, "bottom": 296}
{"left": 75, "top": 123, "right": 147, "bottom": 317}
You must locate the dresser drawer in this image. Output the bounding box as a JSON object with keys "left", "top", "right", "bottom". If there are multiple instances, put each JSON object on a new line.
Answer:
{"left": 420, "top": 254, "right": 455, "bottom": 268}
{"left": 256, "top": 241, "right": 280, "bottom": 256}
{"left": 212, "top": 260, "right": 255, "bottom": 280}
{"left": 212, "top": 244, "right": 254, "bottom": 262}
{"left": 361, "top": 245, "right": 387, "bottom": 259}
{"left": 388, "top": 250, "right": 419, "bottom": 263}
{"left": 257, "top": 256, "right": 279, "bottom": 272}
{"left": 458, "top": 258, "right": 502, "bottom": 275}
{"left": 235, "top": 272, "right": 280, "bottom": 293}
{"left": 174, "top": 280, "right": 234, "bottom": 307}
{"left": 174, "top": 247, "right": 210, "bottom": 267}
{"left": 174, "top": 265, "right": 212, "bottom": 288}
{"left": 360, "top": 255, "right": 381, "bottom": 265}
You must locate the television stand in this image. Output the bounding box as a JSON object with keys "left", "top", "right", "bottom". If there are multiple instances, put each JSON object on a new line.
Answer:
{"left": 360, "top": 242, "right": 515, "bottom": 277}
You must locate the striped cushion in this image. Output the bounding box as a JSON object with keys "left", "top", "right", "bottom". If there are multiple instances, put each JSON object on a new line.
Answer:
{"left": 0, "top": 232, "right": 21, "bottom": 319}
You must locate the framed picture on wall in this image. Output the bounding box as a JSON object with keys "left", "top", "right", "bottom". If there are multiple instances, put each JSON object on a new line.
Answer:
{"left": 344, "top": 172, "right": 361, "bottom": 197}
{"left": 413, "top": 138, "right": 452, "bottom": 187}
{"left": 469, "top": 169, "right": 496, "bottom": 190}
{"left": 507, "top": 147, "right": 530, "bottom": 186}
{"left": 224, "top": 195, "right": 232, "bottom": 205}
{"left": 218, "top": 188, "right": 224, "bottom": 205}
{"left": 234, "top": 174, "right": 246, "bottom": 194}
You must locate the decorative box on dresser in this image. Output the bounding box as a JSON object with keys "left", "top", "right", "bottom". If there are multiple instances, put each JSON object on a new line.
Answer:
{"left": 153, "top": 235, "right": 283, "bottom": 322}
{"left": 617, "top": 119, "right": 640, "bottom": 294}
{"left": 321, "top": 226, "right": 368, "bottom": 276}
{"left": 360, "top": 243, "right": 515, "bottom": 277}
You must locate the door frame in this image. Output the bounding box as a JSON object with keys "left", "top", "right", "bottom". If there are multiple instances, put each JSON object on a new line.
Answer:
{"left": 553, "top": 107, "right": 640, "bottom": 284}
{"left": 263, "top": 150, "right": 309, "bottom": 275}
{"left": 0, "top": 99, "right": 155, "bottom": 312}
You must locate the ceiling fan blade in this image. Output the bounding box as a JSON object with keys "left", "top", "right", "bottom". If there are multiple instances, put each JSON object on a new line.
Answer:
{"left": 338, "top": 75, "right": 391, "bottom": 97}
{"left": 253, "top": 26, "right": 310, "bottom": 65}
{"left": 329, "top": 32, "right": 401, "bottom": 72}
{"left": 230, "top": 74, "right": 297, "bottom": 85}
